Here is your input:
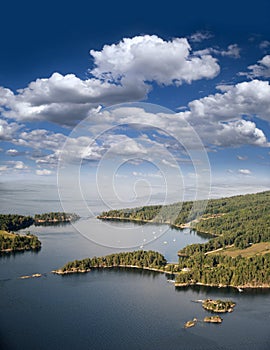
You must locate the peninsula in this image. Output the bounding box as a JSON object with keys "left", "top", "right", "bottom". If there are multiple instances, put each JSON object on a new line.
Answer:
{"left": 0, "top": 229, "right": 41, "bottom": 253}
{"left": 98, "top": 191, "right": 269, "bottom": 236}
{"left": 53, "top": 250, "right": 167, "bottom": 274}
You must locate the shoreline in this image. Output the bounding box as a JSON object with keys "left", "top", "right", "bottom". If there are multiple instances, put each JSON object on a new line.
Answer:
{"left": 1, "top": 247, "right": 31, "bottom": 253}
{"left": 1, "top": 246, "right": 41, "bottom": 253}
{"left": 97, "top": 216, "right": 218, "bottom": 237}
{"left": 52, "top": 265, "right": 270, "bottom": 290}
{"left": 98, "top": 216, "right": 200, "bottom": 231}
{"left": 174, "top": 281, "right": 270, "bottom": 290}
{"left": 52, "top": 265, "right": 166, "bottom": 275}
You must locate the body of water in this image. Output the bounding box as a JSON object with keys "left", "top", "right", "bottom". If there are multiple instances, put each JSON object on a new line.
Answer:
{"left": 0, "top": 220, "right": 270, "bottom": 349}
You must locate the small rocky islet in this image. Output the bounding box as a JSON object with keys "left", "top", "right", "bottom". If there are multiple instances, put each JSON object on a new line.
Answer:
{"left": 20, "top": 273, "right": 42, "bottom": 279}
{"left": 202, "top": 299, "right": 236, "bottom": 313}
{"left": 184, "top": 299, "right": 235, "bottom": 328}
{"left": 203, "top": 315, "right": 223, "bottom": 323}
{"left": 184, "top": 318, "right": 197, "bottom": 328}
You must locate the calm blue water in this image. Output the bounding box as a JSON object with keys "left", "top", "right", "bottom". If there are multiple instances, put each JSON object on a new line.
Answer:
{"left": 0, "top": 220, "right": 270, "bottom": 350}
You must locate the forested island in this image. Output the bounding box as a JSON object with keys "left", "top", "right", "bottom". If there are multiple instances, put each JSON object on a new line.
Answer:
{"left": 202, "top": 299, "right": 235, "bottom": 313}
{"left": 0, "top": 212, "right": 80, "bottom": 231}
{"left": 0, "top": 211, "right": 79, "bottom": 253}
{"left": 34, "top": 212, "right": 80, "bottom": 225}
{"left": 95, "top": 191, "right": 270, "bottom": 289}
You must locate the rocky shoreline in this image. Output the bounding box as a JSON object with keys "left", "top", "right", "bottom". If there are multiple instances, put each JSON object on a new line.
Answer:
{"left": 52, "top": 265, "right": 165, "bottom": 275}
{"left": 52, "top": 268, "right": 91, "bottom": 275}
{"left": 97, "top": 216, "right": 194, "bottom": 230}
{"left": 52, "top": 265, "right": 270, "bottom": 289}
{"left": 203, "top": 315, "right": 223, "bottom": 323}
{"left": 175, "top": 281, "right": 270, "bottom": 290}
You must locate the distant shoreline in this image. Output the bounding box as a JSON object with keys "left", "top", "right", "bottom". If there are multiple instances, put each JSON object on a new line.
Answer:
{"left": 98, "top": 216, "right": 203, "bottom": 231}
{"left": 97, "top": 215, "right": 190, "bottom": 228}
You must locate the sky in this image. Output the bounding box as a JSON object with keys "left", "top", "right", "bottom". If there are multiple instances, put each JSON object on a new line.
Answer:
{"left": 0, "top": 0, "right": 270, "bottom": 213}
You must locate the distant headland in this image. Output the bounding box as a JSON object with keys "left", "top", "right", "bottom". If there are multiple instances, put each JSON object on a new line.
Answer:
{"left": 0, "top": 212, "right": 80, "bottom": 253}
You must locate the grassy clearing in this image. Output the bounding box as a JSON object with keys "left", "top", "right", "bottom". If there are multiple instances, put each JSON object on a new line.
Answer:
{"left": 0, "top": 230, "right": 15, "bottom": 238}
{"left": 218, "top": 242, "right": 270, "bottom": 258}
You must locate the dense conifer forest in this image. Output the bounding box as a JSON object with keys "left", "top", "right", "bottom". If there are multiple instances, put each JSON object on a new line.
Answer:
{"left": 0, "top": 230, "right": 41, "bottom": 252}
{"left": 34, "top": 212, "right": 79, "bottom": 224}
{"left": 0, "top": 214, "right": 34, "bottom": 232}
{"left": 58, "top": 250, "right": 167, "bottom": 273}
{"left": 99, "top": 191, "right": 269, "bottom": 234}
{"left": 0, "top": 212, "right": 79, "bottom": 232}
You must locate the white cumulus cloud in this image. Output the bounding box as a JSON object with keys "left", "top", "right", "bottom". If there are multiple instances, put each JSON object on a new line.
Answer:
{"left": 6, "top": 149, "right": 20, "bottom": 156}
{"left": 195, "top": 44, "right": 241, "bottom": 59}
{"left": 36, "top": 169, "right": 52, "bottom": 176}
{"left": 0, "top": 119, "right": 21, "bottom": 140}
{"left": 9, "top": 160, "right": 27, "bottom": 170}
{"left": 15, "top": 129, "right": 66, "bottom": 150}
{"left": 187, "top": 79, "right": 270, "bottom": 123}
{"left": 0, "top": 160, "right": 28, "bottom": 173}
{"left": 0, "top": 74, "right": 145, "bottom": 126}
{"left": 241, "top": 55, "right": 270, "bottom": 78}
{"left": 238, "top": 169, "right": 251, "bottom": 175}
{"left": 219, "top": 44, "right": 241, "bottom": 58}
{"left": 90, "top": 35, "right": 220, "bottom": 86}
{"left": 0, "top": 35, "right": 220, "bottom": 126}
{"left": 86, "top": 105, "right": 269, "bottom": 151}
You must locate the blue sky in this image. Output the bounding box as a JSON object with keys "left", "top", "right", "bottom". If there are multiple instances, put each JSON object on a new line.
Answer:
{"left": 0, "top": 0, "right": 270, "bottom": 208}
